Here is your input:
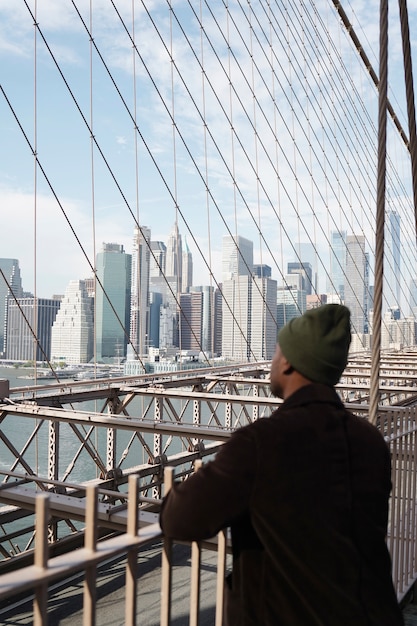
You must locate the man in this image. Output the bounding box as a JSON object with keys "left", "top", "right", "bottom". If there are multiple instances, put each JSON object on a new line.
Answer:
{"left": 160, "top": 304, "right": 403, "bottom": 625}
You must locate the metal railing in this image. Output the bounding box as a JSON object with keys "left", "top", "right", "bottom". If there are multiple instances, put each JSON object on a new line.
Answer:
{"left": 0, "top": 406, "right": 416, "bottom": 623}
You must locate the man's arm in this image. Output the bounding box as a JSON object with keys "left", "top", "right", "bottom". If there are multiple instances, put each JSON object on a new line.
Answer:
{"left": 160, "top": 427, "right": 256, "bottom": 541}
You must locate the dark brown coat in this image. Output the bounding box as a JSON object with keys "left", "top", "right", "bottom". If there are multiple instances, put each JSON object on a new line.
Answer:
{"left": 160, "top": 383, "right": 403, "bottom": 625}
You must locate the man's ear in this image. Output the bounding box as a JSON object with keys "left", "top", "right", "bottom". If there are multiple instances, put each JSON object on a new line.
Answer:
{"left": 282, "top": 357, "right": 294, "bottom": 376}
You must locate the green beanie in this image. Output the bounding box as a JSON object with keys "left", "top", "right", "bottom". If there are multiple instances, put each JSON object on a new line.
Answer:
{"left": 277, "top": 304, "right": 351, "bottom": 386}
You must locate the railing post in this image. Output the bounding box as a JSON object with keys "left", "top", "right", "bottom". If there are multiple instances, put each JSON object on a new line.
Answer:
{"left": 161, "top": 466, "right": 174, "bottom": 626}
{"left": 125, "top": 474, "right": 139, "bottom": 626}
{"left": 34, "top": 493, "right": 50, "bottom": 626}
{"left": 215, "top": 529, "right": 227, "bottom": 626}
{"left": 84, "top": 484, "right": 98, "bottom": 626}
{"left": 190, "top": 459, "right": 203, "bottom": 626}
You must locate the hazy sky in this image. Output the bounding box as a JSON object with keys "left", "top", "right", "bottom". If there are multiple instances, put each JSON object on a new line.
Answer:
{"left": 1, "top": 0, "right": 417, "bottom": 298}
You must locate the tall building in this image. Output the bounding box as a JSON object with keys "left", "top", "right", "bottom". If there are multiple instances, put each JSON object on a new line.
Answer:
{"left": 221, "top": 236, "right": 254, "bottom": 360}
{"left": 0, "top": 258, "right": 23, "bottom": 355}
{"left": 328, "top": 230, "right": 346, "bottom": 300}
{"left": 95, "top": 243, "right": 131, "bottom": 361}
{"left": 181, "top": 236, "right": 193, "bottom": 293}
{"left": 384, "top": 210, "right": 401, "bottom": 312}
{"left": 165, "top": 222, "right": 182, "bottom": 291}
{"left": 6, "top": 297, "right": 60, "bottom": 361}
{"left": 277, "top": 285, "right": 306, "bottom": 329}
{"left": 344, "top": 235, "right": 368, "bottom": 334}
{"left": 50, "top": 280, "right": 94, "bottom": 364}
{"left": 251, "top": 276, "right": 278, "bottom": 360}
{"left": 222, "top": 235, "right": 253, "bottom": 281}
{"left": 222, "top": 275, "right": 252, "bottom": 360}
{"left": 287, "top": 261, "right": 313, "bottom": 296}
{"left": 150, "top": 241, "right": 166, "bottom": 279}
{"left": 180, "top": 291, "right": 203, "bottom": 351}
{"left": 129, "top": 226, "right": 151, "bottom": 359}
{"left": 410, "top": 278, "right": 417, "bottom": 319}
{"left": 191, "top": 285, "right": 217, "bottom": 355}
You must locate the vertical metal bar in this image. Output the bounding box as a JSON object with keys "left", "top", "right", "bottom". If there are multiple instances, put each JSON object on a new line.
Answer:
{"left": 34, "top": 493, "right": 49, "bottom": 626}
{"left": 48, "top": 419, "right": 59, "bottom": 543}
{"left": 125, "top": 475, "right": 139, "bottom": 626}
{"left": 190, "top": 541, "right": 202, "bottom": 626}
{"left": 153, "top": 396, "right": 163, "bottom": 499}
{"left": 215, "top": 529, "right": 227, "bottom": 626}
{"left": 161, "top": 467, "right": 174, "bottom": 626}
{"left": 189, "top": 458, "right": 203, "bottom": 625}
{"left": 84, "top": 484, "right": 98, "bottom": 626}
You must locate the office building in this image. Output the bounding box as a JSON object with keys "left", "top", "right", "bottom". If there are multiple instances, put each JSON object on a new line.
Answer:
{"left": 251, "top": 276, "right": 277, "bottom": 360}
{"left": 344, "top": 235, "right": 368, "bottom": 334}
{"left": 222, "top": 235, "right": 253, "bottom": 281}
{"left": 180, "top": 291, "right": 203, "bottom": 351}
{"left": 328, "top": 230, "right": 346, "bottom": 300}
{"left": 384, "top": 210, "right": 401, "bottom": 312}
{"left": 50, "top": 280, "right": 94, "bottom": 364}
{"left": 150, "top": 241, "right": 166, "bottom": 280}
{"left": 129, "top": 226, "right": 151, "bottom": 359}
{"left": 287, "top": 261, "right": 313, "bottom": 296}
{"left": 277, "top": 285, "right": 306, "bottom": 329}
{"left": 6, "top": 297, "right": 60, "bottom": 361}
{"left": 95, "top": 243, "right": 131, "bottom": 361}
{"left": 0, "top": 258, "right": 23, "bottom": 355}
{"left": 165, "top": 222, "right": 182, "bottom": 292}
{"left": 181, "top": 237, "right": 193, "bottom": 293}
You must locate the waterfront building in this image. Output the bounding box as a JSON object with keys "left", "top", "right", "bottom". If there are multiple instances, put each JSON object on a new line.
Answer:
{"left": 95, "top": 243, "right": 131, "bottom": 361}
{"left": 0, "top": 258, "right": 23, "bottom": 356}
{"left": 381, "top": 312, "right": 416, "bottom": 350}
{"left": 50, "top": 280, "right": 94, "bottom": 364}
{"left": 6, "top": 297, "right": 60, "bottom": 361}
{"left": 129, "top": 226, "right": 151, "bottom": 360}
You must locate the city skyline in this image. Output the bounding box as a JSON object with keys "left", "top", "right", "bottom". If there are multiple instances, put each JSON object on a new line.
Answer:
{"left": 1, "top": 1, "right": 417, "bottom": 304}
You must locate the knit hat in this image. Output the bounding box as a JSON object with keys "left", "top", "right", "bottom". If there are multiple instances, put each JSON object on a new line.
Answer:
{"left": 277, "top": 304, "right": 351, "bottom": 386}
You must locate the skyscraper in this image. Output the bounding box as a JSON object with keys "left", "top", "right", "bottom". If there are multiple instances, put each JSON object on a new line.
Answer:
{"left": 0, "top": 258, "right": 23, "bottom": 355}
{"left": 50, "top": 280, "right": 94, "bottom": 364}
{"left": 222, "top": 235, "right": 253, "bottom": 281}
{"left": 95, "top": 243, "right": 131, "bottom": 361}
{"left": 129, "top": 226, "right": 151, "bottom": 359}
{"left": 180, "top": 291, "right": 203, "bottom": 351}
{"left": 287, "top": 261, "right": 313, "bottom": 296}
{"left": 251, "top": 276, "right": 277, "bottom": 360}
{"left": 150, "top": 241, "right": 166, "bottom": 279}
{"left": 384, "top": 210, "right": 401, "bottom": 312}
{"left": 6, "top": 297, "right": 60, "bottom": 361}
{"left": 328, "top": 230, "right": 346, "bottom": 300}
{"left": 221, "top": 235, "right": 254, "bottom": 360}
{"left": 344, "top": 235, "right": 367, "bottom": 334}
{"left": 165, "top": 222, "right": 182, "bottom": 291}
{"left": 181, "top": 236, "right": 193, "bottom": 293}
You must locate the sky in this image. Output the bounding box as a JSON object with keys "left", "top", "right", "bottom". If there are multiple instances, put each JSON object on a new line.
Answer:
{"left": 1, "top": 0, "right": 417, "bottom": 299}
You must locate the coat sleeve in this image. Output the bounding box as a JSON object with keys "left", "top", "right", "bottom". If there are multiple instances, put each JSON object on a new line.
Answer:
{"left": 160, "top": 426, "right": 257, "bottom": 541}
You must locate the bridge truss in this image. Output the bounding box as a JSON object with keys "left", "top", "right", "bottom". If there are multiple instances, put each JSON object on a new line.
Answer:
{"left": 1, "top": 356, "right": 417, "bottom": 572}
